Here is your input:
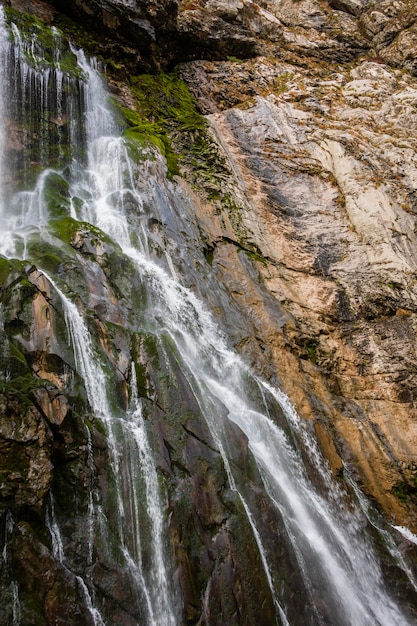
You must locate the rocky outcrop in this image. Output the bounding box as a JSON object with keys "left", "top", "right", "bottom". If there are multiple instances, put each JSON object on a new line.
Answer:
{"left": 0, "top": 217, "right": 281, "bottom": 623}
{"left": 0, "top": 260, "right": 99, "bottom": 624}
{"left": 162, "top": 0, "right": 417, "bottom": 530}
{"left": 176, "top": 52, "right": 417, "bottom": 528}
{"left": 8, "top": 0, "right": 417, "bottom": 75}
{"left": 176, "top": 52, "right": 416, "bottom": 521}
{"left": 18, "top": 0, "right": 412, "bottom": 76}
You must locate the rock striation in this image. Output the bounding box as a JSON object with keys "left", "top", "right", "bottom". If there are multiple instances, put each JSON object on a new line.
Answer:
{"left": 178, "top": 50, "right": 417, "bottom": 528}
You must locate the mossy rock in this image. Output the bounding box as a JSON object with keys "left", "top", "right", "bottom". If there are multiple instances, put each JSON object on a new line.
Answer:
{"left": 123, "top": 71, "right": 251, "bottom": 249}
{"left": 122, "top": 125, "right": 180, "bottom": 178}
{"left": 0, "top": 257, "right": 29, "bottom": 287}
{"left": 0, "top": 375, "right": 54, "bottom": 408}
{"left": 0, "top": 341, "right": 29, "bottom": 379}
{"left": 41, "top": 171, "right": 71, "bottom": 219}
{"left": 0, "top": 270, "right": 37, "bottom": 329}
{"left": 119, "top": 72, "right": 211, "bottom": 179}
{"left": 25, "top": 234, "right": 66, "bottom": 274}
{"left": 49, "top": 217, "right": 114, "bottom": 249}
{"left": 5, "top": 8, "right": 84, "bottom": 78}
{"left": 129, "top": 73, "right": 206, "bottom": 132}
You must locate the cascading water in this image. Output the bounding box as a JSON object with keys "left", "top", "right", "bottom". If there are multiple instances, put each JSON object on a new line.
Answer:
{"left": 0, "top": 10, "right": 178, "bottom": 625}
{"left": 0, "top": 9, "right": 6, "bottom": 215}
{"left": 1, "top": 6, "right": 417, "bottom": 626}
{"left": 46, "top": 273, "right": 177, "bottom": 626}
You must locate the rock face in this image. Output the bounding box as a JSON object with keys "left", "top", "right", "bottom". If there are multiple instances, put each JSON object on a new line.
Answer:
{"left": 178, "top": 52, "right": 417, "bottom": 528}
{"left": 2, "top": 0, "right": 417, "bottom": 624}
{"left": 134, "top": 0, "right": 417, "bottom": 529}
{"left": 33, "top": 0, "right": 417, "bottom": 73}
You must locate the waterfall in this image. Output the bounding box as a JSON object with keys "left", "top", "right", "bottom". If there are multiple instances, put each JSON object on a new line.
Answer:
{"left": 0, "top": 8, "right": 8, "bottom": 216}
{"left": 1, "top": 512, "right": 21, "bottom": 626}
{"left": 57, "top": 51, "right": 416, "bottom": 625}
{"left": 46, "top": 271, "right": 178, "bottom": 626}
{"left": 0, "top": 6, "right": 417, "bottom": 626}
{"left": 45, "top": 494, "right": 106, "bottom": 626}
{"left": 0, "top": 9, "right": 177, "bottom": 625}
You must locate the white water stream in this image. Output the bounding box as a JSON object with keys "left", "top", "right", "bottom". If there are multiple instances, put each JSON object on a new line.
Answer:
{"left": 0, "top": 7, "right": 8, "bottom": 217}
{"left": 46, "top": 271, "right": 177, "bottom": 626}
{"left": 0, "top": 7, "right": 416, "bottom": 626}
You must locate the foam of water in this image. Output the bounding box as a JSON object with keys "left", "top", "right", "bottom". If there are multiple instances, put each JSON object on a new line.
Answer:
{"left": 394, "top": 526, "right": 417, "bottom": 547}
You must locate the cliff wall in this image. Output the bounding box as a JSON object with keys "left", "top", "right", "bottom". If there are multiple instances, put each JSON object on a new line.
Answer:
{"left": 2, "top": 0, "right": 417, "bottom": 623}
{"left": 32, "top": 0, "right": 417, "bottom": 528}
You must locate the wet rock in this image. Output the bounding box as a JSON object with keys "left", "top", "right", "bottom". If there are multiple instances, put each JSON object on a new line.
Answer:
{"left": 0, "top": 398, "right": 54, "bottom": 514}
{"left": 9, "top": 521, "right": 94, "bottom": 626}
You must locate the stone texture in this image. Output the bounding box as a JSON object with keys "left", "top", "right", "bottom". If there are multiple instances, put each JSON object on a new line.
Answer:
{"left": 177, "top": 52, "right": 417, "bottom": 529}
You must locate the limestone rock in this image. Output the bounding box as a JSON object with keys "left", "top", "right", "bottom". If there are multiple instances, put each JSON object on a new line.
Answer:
{"left": 178, "top": 52, "right": 417, "bottom": 528}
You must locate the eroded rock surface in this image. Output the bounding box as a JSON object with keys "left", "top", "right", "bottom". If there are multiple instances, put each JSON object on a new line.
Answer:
{"left": 178, "top": 53, "right": 417, "bottom": 528}
{"left": 30, "top": 0, "right": 417, "bottom": 74}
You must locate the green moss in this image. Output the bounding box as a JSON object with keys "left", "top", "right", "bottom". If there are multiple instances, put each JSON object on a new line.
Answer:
{"left": 1, "top": 342, "right": 30, "bottom": 378}
{"left": 25, "top": 237, "right": 63, "bottom": 273}
{"left": 120, "top": 72, "right": 210, "bottom": 179}
{"left": 42, "top": 172, "right": 71, "bottom": 219}
{"left": 392, "top": 478, "right": 417, "bottom": 502}
{"left": 0, "top": 267, "right": 36, "bottom": 312}
{"left": 0, "top": 375, "right": 53, "bottom": 409}
{"left": 131, "top": 333, "right": 158, "bottom": 397}
{"left": 5, "top": 8, "right": 84, "bottom": 78}
{"left": 123, "top": 124, "right": 179, "bottom": 177}
{"left": 203, "top": 247, "right": 214, "bottom": 266}
{"left": 53, "top": 11, "right": 101, "bottom": 58}
{"left": 49, "top": 217, "right": 80, "bottom": 244}
{"left": 305, "top": 340, "right": 318, "bottom": 364}
{"left": 130, "top": 73, "right": 206, "bottom": 131}
{"left": 273, "top": 72, "right": 294, "bottom": 95}
{"left": 0, "top": 257, "right": 10, "bottom": 283}
{"left": 244, "top": 249, "right": 268, "bottom": 266}
{"left": 393, "top": 482, "right": 408, "bottom": 502}
{"left": 0, "top": 258, "right": 29, "bottom": 285}
{"left": 122, "top": 72, "right": 257, "bottom": 252}
{"left": 49, "top": 217, "right": 114, "bottom": 248}
{"left": 88, "top": 415, "right": 107, "bottom": 437}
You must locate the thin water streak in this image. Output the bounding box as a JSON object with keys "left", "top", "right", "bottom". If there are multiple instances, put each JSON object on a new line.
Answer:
{"left": 46, "top": 271, "right": 177, "bottom": 626}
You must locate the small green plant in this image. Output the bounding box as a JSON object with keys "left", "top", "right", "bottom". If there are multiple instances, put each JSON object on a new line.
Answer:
{"left": 392, "top": 477, "right": 417, "bottom": 502}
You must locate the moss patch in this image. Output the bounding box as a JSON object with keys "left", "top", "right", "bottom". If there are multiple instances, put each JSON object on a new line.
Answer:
{"left": 42, "top": 172, "right": 71, "bottom": 219}
{"left": 0, "top": 375, "right": 54, "bottom": 410}
{"left": 5, "top": 8, "right": 84, "bottom": 78}
{"left": 120, "top": 72, "right": 212, "bottom": 179}
{"left": 392, "top": 478, "right": 417, "bottom": 503}
{"left": 49, "top": 217, "right": 113, "bottom": 248}
{"left": 130, "top": 73, "right": 206, "bottom": 132}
